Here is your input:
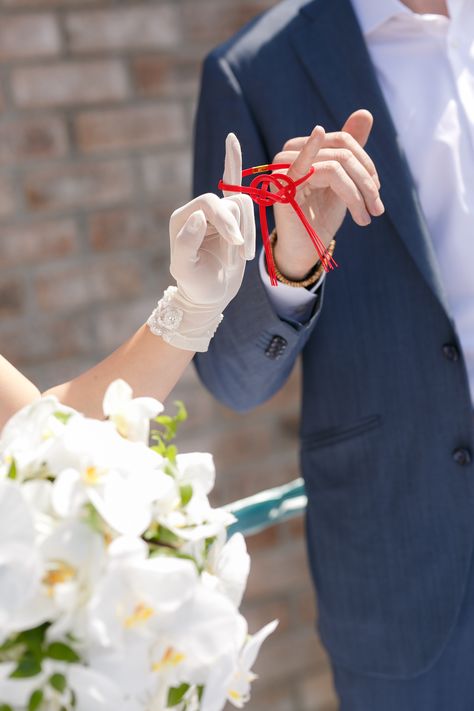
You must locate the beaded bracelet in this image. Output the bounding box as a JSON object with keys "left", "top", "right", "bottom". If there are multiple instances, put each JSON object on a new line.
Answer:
{"left": 270, "top": 229, "right": 336, "bottom": 288}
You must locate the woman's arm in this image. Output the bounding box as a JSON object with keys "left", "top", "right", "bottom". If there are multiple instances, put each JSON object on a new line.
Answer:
{"left": 44, "top": 325, "right": 193, "bottom": 420}
{"left": 0, "top": 135, "right": 255, "bottom": 429}
{"left": 0, "top": 331, "right": 191, "bottom": 428}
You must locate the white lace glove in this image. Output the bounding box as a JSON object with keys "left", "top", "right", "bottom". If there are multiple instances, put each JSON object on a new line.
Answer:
{"left": 147, "top": 133, "right": 255, "bottom": 352}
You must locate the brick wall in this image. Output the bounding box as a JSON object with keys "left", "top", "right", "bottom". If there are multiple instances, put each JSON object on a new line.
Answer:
{"left": 0, "top": 1, "right": 338, "bottom": 709}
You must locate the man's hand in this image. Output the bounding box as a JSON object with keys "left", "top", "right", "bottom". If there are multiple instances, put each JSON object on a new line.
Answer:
{"left": 273, "top": 109, "right": 384, "bottom": 280}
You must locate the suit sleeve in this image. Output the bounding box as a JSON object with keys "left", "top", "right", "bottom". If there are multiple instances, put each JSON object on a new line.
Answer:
{"left": 192, "top": 51, "right": 324, "bottom": 412}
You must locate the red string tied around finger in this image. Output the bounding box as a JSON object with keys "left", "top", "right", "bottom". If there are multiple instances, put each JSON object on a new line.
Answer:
{"left": 219, "top": 163, "right": 337, "bottom": 286}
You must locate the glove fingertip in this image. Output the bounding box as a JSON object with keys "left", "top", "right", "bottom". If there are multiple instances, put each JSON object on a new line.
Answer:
{"left": 185, "top": 209, "right": 207, "bottom": 235}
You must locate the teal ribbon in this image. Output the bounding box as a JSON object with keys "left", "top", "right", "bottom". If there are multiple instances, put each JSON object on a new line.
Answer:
{"left": 225, "top": 478, "right": 307, "bottom": 537}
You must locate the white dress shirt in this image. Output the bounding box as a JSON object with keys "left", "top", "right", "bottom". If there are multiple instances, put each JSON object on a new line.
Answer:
{"left": 262, "top": 0, "right": 474, "bottom": 402}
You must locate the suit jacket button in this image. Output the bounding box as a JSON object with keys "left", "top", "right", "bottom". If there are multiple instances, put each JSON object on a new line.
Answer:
{"left": 265, "top": 335, "right": 288, "bottom": 359}
{"left": 442, "top": 343, "right": 460, "bottom": 361}
{"left": 453, "top": 448, "right": 472, "bottom": 466}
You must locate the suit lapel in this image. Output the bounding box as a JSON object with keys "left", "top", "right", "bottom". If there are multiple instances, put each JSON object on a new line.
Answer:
{"left": 288, "top": 0, "right": 449, "bottom": 313}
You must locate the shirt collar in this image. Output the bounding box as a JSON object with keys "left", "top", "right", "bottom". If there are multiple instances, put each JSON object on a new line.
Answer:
{"left": 351, "top": 0, "right": 413, "bottom": 35}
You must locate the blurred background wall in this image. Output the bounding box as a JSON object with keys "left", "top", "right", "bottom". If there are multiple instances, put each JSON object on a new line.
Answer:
{"left": 0, "top": 0, "right": 338, "bottom": 708}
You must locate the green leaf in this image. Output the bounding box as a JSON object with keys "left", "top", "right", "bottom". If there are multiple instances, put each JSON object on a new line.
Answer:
{"left": 28, "top": 689, "right": 44, "bottom": 711}
{"left": 10, "top": 653, "right": 42, "bottom": 678}
{"left": 0, "top": 634, "right": 23, "bottom": 655}
{"left": 46, "top": 642, "right": 80, "bottom": 663}
{"left": 180, "top": 483, "right": 193, "bottom": 507}
{"left": 0, "top": 704, "right": 14, "bottom": 711}
{"left": 82, "top": 503, "right": 104, "bottom": 533}
{"left": 17, "top": 623, "right": 49, "bottom": 657}
{"left": 165, "top": 444, "right": 178, "bottom": 464}
{"left": 49, "top": 672, "right": 67, "bottom": 693}
{"left": 152, "top": 401, "right": 187, "bottom": 444}
{"left": 53, "top": 411, "right": 72, "bottom": 425}
{"left": 167, "top": 683, "right": 190, "bottom": 706}
{"left": 153, "top": 525, "right": 182, "bottom": 548}
{"left": 7, "top": 458, "right": 17, "bottom": 480}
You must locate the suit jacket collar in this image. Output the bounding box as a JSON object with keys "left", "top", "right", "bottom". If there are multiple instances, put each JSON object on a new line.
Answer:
{"left": 288, "top": 0, "right": 449, "bottom": 314}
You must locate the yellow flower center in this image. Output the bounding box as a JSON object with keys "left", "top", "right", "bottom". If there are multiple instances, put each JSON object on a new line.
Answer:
{"left": 42, "top": 561, "right": 76, "bottom": 596}
{"left": 124, "top": 602, "right": 155, "bottom": 629}
{"left": 152, "top": 646, "right": 186, "bottom": 672}
{"left": 84, "top": 466, "right": 100, "bottom": 484}
{"left": 228, "top": 690, "right": 242, "bottom": 702}
{"left": 112, "top": 414, "right": 129, "bottom": 439}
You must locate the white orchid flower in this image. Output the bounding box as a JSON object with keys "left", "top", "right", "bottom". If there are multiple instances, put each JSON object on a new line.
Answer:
{"left": 21, "top": 479, "right": 60, "bottom": 543}
{"left": 201, "top": 620, "right": 278, "bottom": 711}
{"left": 0, "top": 396, "right": 73, "bottom": 482}
{"left": 48, "top": 416, "right": 172, "bottom": 537}
{"left": 0, "top": 661, "right": 137, "bottom": 711}
{"left": 0, "top": 378, "right": 273, "bottom": 710}
{"left": 103, "top": 379, "right": 163, "bottom": 443}
{"left": 175, "top": 452, "right": 216, "bottom": 495}
{"left": 156, "top": 498, "right": 235, "bottom": 542}
{"left": 87, "top": 555, "right": 198, "bottom": 650}
{"left": 68, "top": 664, "right": 142, "bottom": 711}
{"left": 203, "top": 532, "right": 251, "bottom": 608}
{"left": 0, "top": 480, "right": 47, "bottom": 641}
{"left": 154, "top": 453, "right": 235, "bottom": 541}
{"left": 39, "top": 520, "right": 107, "bottom": 642}
{"left": 148, "top": 583, "right": 247, "bottom": 690}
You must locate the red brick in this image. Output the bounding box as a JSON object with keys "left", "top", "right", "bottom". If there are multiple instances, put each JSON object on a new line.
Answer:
{"left": 76, "top": 104, "right": 186, "bottom": 155}
{"left": 245, "top": 539, "right": 311, "bottom": 600}
{"left": 65, "top": 6, "right": 180, "bottom": 53}
{"left": 24, "top": 355, "right": 98, "bottom": 394}
{"left": 23, "top": 160, "right": 134, "bottom": 213}
{"left": 221, "top": 449, "right": 301, "bottom": 504}
{"left": 132, "top": 55, "right": 200, "bottom": 98}
{"left": 249, "top": 681, "right": 297, "bottom": 711}
{"left": 297, "top": 669, "right": 339, "bottom": 711}
{"left": 87, "top": 207, "right": 164, "bottom": 252}
{"left": 3, "top": 0, "right": 101, "bottom": 6}
{"left": 0, "top": 14, "right": 60, "bottom": 60}
{"left": 0, "top": 116, "right": 68, "bottom": 165}
{"left": 0, "top": 175, "right": 17, "bottom": 218}
{"left": 0, "top": 276, "right": 25, "bottom": 317}
{"left": 252, "top": 625, "right": 328, "bottom": 687}
{"left": 89, "top": 297, "right": 156, "bottom": 355}
{"left": 0, "top": 219, "right": 78, "bottom": 268}
{"left": 292, "top": 587, "right": 318, "bottom": 627}
{"left": 12, "top": 61, "right": 128, "bottom": 108}
{"left": 165, "top": 375, "right": 225, "bottom": 446}
{"left": 242, "top": 596, "right": 291, "bottom": 635}
{"left": 245, "top": 526, "right": 280, "bottom": 554}
{"left": 141, "top": 150, "right": 192, "bottom": 204}
{"left": 0, "top": 311, "right": 94, "bottom": 366}
{"left": 180, "top": 0, "right": 277, "bottom": 44}
{"left": 35, "top": 256, "right": 146, "bottom": 312}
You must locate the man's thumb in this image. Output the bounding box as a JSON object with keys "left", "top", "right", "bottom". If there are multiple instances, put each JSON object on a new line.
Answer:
{"left": 341, "top": 109, "right": 373, "bottom": 147}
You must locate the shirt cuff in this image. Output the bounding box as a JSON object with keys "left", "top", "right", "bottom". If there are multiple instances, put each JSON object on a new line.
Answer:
{"left": 258, "top": 248, "right": 324, "bottom": 323}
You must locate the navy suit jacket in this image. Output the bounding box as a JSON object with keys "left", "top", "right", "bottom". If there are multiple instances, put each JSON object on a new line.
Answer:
{"left": 193, "top": 0, "right": 474, "bottom": 678}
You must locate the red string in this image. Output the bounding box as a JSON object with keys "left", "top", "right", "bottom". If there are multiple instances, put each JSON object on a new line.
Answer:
{"left": 219, "top": 163, "right": 337, "bottom": 286}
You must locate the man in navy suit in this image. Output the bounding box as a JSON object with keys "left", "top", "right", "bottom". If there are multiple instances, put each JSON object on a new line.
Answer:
{"left": 193, "top": 0, "right": 474, "bottom": 707}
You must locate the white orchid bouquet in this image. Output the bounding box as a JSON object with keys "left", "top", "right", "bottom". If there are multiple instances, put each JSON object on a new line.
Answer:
{"left": 0, "top": 380, "right": 276, "bottom": 711}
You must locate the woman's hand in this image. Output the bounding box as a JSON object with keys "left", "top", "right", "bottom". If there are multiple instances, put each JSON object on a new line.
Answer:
{"left": 147, "top": 134, "right": 256, "bottom": 352}
{"left": 273, "top": 109, "right": 385, "bottom": 280}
